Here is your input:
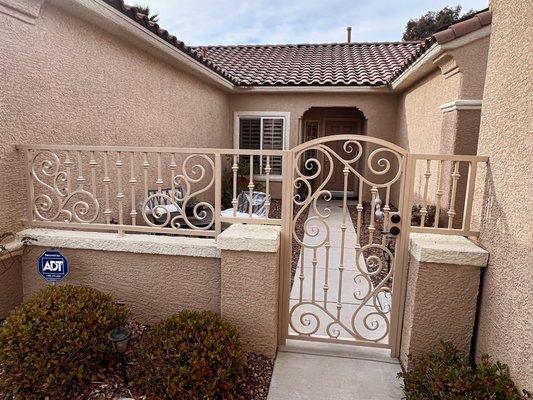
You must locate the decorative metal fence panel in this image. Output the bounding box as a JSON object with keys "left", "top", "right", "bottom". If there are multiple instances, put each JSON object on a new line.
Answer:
{"left": 406, "top": 154, "right": 489, "bottom": 237}
{"left": 16, "top": 140, "right": 488, "bottom": 357}
{"left": 17, "top": 145, "right": 286, "bottom": 237}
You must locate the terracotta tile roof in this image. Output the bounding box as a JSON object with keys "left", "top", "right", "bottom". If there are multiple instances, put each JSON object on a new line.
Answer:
{"left": 433, "top": 9, "right": 491, "bottom": 44}
{"left": 104, "top": 1, "right": 490, "bottom": 88}
{"left": 195, "top": 42, "right": 423, "bottom": 86}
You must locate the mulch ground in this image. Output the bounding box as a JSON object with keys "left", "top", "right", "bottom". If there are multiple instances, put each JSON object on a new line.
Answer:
{"left": 75, "top": 321, "right": 274, "bottom": 400}
{"left": 0, "top": 320, "right": 274, "bottom": 400}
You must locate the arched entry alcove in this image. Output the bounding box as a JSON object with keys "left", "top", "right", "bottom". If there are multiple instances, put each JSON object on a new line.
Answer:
{"left": 300, "top": 107, "right": 368, "bottom": 197}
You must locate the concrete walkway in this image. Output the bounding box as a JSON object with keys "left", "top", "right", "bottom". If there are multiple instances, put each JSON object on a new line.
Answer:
{"left": 275, "top": 200, "right": 402, "bottom": 400}
{"left": 268, "top": 342, "right": 404, "bottom": 400}
{"left": 289, "top": 199, "right": 390, "bottom": 342}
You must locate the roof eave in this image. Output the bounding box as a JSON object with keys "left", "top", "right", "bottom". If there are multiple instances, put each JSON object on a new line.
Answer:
{"left": 391, "top": 25, "right": 491, "bottom": 92}
{"left": 233, "top": 85, "right": 392, "bottom": 93}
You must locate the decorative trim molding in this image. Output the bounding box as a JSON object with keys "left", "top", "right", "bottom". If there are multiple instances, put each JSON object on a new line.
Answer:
{"left": 18, "top": 228, "right": 220, "bottom": 258}
{"left": 440, "top": 99, "right": 483, "bottom": 113}
{"left": 0, "top": 0, "right": 45, "bottom": 24}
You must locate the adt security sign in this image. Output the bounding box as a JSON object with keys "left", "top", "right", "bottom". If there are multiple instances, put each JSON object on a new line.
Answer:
{"left": 38, "top": 250, "right": 69, "bottom": 283}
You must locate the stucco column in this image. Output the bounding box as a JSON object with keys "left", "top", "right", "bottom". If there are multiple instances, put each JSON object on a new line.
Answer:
{"left": 400, "top": 233, "right": 488, "bottom": 368}
{"left": 217, "top": 224, "right": 281, "bottom": 357}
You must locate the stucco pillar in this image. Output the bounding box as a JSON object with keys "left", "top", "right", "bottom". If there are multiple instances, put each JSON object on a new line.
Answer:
{"left": 400, "top": 233, "right": 488, "bottom": 368}
{"left": 217, "top": 224, "right": 281, "bottom": 357}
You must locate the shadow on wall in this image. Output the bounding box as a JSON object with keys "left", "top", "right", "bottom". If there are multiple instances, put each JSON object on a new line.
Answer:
{"left": 471, "top": 163, "right": 533, "bottom": 391}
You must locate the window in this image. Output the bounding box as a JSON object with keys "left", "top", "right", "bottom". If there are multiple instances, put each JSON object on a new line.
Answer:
{"left": 234, "top": 112, "right": 290, "bottom": 176}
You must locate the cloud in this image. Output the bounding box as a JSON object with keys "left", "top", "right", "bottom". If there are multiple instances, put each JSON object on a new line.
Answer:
{"left": 142, "top": 0, "right": 488, "bottom": 45}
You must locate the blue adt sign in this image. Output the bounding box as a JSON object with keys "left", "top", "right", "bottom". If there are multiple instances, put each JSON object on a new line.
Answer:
{"left": 38, "top": 250, "right": 69, "bottom": 283}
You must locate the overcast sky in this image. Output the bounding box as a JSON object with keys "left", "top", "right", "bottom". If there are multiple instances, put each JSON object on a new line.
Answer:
{"left": 140, "top": 0, "right": 488, "bottom": 46}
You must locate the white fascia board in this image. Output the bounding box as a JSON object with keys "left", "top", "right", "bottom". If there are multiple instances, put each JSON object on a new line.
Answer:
{"left": 234, "top": 85, "right": 392, "bottom": 94}
{"left": 390, "top": 43, "right": 442, "bottom": 91}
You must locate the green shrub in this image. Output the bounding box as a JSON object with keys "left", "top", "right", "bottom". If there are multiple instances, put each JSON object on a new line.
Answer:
{"left": 399, "top": 341, "right": 530, "bottom": 400}
{"left": 0, "top": 285, "right": 129, "bottom": 399}
{"left": 134, "top": 310, "right": 246, "bottom": 399}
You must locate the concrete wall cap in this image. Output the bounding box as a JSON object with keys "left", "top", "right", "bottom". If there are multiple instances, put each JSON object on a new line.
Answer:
{"left": 217, "top": 224, "right": 281, "bottom": 253}
{"left": 409, "top": 233, "right": 488, "bottom": 267}
{"left": 18, "top": 228, "right": 220, "bottom": 258}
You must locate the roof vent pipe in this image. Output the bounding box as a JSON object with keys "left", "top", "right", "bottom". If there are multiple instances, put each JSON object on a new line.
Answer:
{"left": 347, "top": 27, "right": 352, "bottom": 43}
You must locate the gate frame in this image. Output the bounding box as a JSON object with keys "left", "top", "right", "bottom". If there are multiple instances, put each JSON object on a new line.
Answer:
{"left": 277, "top": 134, "right": 414, "bottom": 357}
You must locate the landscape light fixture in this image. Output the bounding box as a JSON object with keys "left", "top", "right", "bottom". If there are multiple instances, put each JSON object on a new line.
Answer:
{"left": 108, "top": 326, "right": 132, "bottom": 386}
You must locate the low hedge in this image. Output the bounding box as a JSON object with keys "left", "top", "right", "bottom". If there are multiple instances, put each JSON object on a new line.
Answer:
{"left": 399, "top": 341, "right": 530, "bottom": 400}
{"left": 0, "top": 285, "right": 129, "bottom": 399}
{"left": 134, "top": 310, "right": 246, "bottom": 400}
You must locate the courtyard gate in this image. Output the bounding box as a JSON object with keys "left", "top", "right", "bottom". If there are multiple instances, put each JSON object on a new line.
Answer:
{"left": 278, "top": 135, "right": 413, "bottom": 357}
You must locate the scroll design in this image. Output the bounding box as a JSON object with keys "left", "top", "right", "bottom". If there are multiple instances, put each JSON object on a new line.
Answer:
{"left": 141, "top": 154, "right": 215, "bottom": 230}
{"left": 31, "top": 151, "right": 99, "bottom": 223}
{"left": 288, "top": 137, "right": 404, "bottom": 344}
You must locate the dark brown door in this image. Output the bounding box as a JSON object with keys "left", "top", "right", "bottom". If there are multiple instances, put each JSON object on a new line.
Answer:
{"left": 324, "top": 120, "right": 361, "bottom": 192}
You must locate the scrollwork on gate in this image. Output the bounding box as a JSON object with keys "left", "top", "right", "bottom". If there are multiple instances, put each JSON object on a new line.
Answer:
{"left": 288, "top": 136, "right": 405, "bottom": 345}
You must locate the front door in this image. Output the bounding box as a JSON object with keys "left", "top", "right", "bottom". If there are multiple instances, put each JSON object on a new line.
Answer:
{"left": 324, "top": 120, "right": 361, "bottom": 194}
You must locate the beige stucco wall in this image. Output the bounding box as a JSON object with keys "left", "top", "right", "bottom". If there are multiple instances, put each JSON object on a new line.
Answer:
{"left": 230, "top": 92, "right": 399, "bottom": 149}
{"left": 0, "top": 2, "right": 231, "bottom": 233}
{"left": 0, "top": 256, "right": 23, "bottom": 319}
{"left": 395, "top": 69, "right": 458, "bottom": 153}
{"left": 20, "top": 246, "right": 221, "bottom": 324}
{"left": 474, "top": 0, "right": 533, "bottom": 392}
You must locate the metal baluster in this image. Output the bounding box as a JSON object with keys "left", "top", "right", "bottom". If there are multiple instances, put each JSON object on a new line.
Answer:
{"left": 356, "top": 178, "right": 363, "bottom": 248}
{"left": 462, "top": 161, "right": 477, "bottom": 233}
{"left": 142, "top": 152, "right": 149, "bottom": 202}
{"left": 323, "top": 241, "right": 330, "bottom": 309}
{"left": 89, "top": 151, "right": 97, "bottom": 197}
{"left": 129, "top": 152, "right": 137, "bottom": 226}
{"left": 248, "top": 155, "right": 254, "bottom": 217}
{"left": 420, "top": 159, "right": 431, "bottom": 227}
{"left": 64, "top": 151, "right": 73, "bottom": 193}
{"left": 311, "top": 248, "right": 318, "bottom": 303}
{"left": 103, "top": 152, "right": 111, "bottom": 224}
{"left": 264, "top": 155, "right": 271, "bottom": 217}
{"left": 299, "top": 248, "right": 305, "bottom": 303}
{"left": 337, "top": 167, "right": 349, "bottom": 320}
{"left": 156, "top": 152, "right": 163, "bottom": 193}
{"left": 232, "top": 155, "right": 238, "bottom": 217}
{"left": 170, "top": 154, "right": 177, "bottom": 202}
{"left": 434, "top": 160, "right": 443, "bottom": 228}
{"left": 116, "top": 152, "right": 124, "bottom": 235}
{"left": 214, "top": 154, "right": 222, "bottom": 235}
{"left": 447, "top": 161, "right": 461, "bottom": 228}
{"left": 368, "top": 186, "right": 377, "bottom": 244}
{"left": 25, "top": 149, "right": 35, "bottom": 222}
{"left": 76, "top": 151, "right": 85, "bottom": 190}
{"left": 382, "top": 186, "right": 391, "bottom": 246}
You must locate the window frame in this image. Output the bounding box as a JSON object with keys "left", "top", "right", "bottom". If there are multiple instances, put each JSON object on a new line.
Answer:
{"left": 233, "top": 111, "right": 290, "bottom": 179}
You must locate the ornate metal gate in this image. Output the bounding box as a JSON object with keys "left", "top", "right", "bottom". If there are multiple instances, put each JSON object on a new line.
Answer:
{"left": 279, "top": 135, "right": 412, "bottom": 356}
